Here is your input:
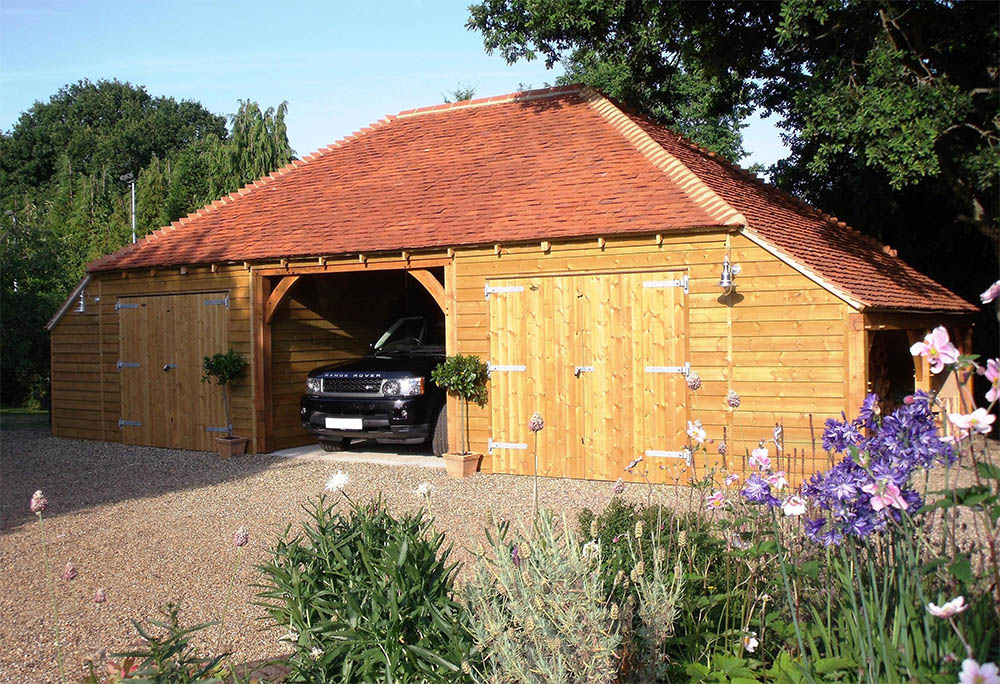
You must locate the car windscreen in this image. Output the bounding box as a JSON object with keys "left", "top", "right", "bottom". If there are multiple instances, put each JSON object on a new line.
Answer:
{"left": 372, "top": 317, "right": 445, "bottom": 354}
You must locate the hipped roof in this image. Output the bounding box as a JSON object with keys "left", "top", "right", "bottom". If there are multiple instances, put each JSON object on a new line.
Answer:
{"left": 87, "top": 85, "right": 974, "bottom": 313}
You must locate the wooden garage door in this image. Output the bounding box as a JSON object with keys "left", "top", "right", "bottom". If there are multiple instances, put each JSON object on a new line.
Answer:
{"left": 118, "top": 292, "right": 229, "bottom": 450}
{"left": 488, "top": 271, "right": 688, "bottom": 482}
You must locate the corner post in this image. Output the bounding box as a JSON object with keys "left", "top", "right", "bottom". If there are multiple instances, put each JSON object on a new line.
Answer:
{"left": 252, "top": 274, "right": 273, "bottom": 454}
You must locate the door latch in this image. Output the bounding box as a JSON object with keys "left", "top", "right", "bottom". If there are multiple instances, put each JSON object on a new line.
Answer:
{"left": 574, "top": 365, "right": 595, "bottom": 377}
{"left": 162, "top": 363, "right": 177, "bottom": 372}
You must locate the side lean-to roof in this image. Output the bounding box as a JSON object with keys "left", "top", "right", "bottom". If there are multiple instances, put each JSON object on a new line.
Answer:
{"left": 86, "top": 84, "right": 974, "bottom": 313}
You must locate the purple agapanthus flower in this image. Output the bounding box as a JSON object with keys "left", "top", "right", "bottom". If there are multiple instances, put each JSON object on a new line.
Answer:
{"left": 741, "top": 474, "right": 779, "bottom": 507}
{"left": 801, "top": 393, "right": 953, "bottom": 545}
{"left": 822, "top": 416, "right": 863, "bottom": 452}
{"left": 856, "top": 393, "right": 880, "bottom": 430}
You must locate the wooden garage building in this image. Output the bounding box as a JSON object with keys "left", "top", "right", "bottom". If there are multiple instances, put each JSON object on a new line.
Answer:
{"left": 47, "top": 85, "right": 977, "bottom": 483}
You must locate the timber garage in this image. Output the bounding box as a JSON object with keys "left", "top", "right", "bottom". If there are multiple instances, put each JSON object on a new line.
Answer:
{"left": 47, "top": 85, "right": 977, "bottom": 483}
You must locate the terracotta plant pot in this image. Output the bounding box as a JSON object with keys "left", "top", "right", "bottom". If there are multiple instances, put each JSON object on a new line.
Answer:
{"left": 215, "top": 436, "right": 248, "bottom": 458}
{"left": 443, "top": 452, "right": 481, "bottom": 478}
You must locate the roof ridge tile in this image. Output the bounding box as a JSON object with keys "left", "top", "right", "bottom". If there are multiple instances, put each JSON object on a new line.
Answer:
{"left": 581, "top": 86, "right": 747, "bottom": 227}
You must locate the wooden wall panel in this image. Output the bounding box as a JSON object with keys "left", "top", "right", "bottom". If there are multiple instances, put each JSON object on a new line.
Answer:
{"left": 453, "top": 231, "right": 854, "bottom": 482}
{"left": 50, "top": 265, "right": 253, "bottom": 449}
{"left": 50, "top": 280, "right": 104, "bottom": 440}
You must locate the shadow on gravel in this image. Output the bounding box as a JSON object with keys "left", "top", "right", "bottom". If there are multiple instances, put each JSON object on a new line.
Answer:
{"left": 0, "top": 427, "right": 295, "bottom": 533}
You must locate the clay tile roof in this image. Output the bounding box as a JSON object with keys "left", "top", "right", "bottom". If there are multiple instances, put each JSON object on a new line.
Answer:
{"left": 88, "top": 85, "right": 974, "bottom": 313}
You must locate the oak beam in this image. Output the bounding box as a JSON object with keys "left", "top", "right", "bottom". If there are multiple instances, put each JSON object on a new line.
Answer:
{"left": 407, "top": 269, "right": 446, "bottom": 314}
{"left": 264, "top": 275, "right": 301, "bottom": 324}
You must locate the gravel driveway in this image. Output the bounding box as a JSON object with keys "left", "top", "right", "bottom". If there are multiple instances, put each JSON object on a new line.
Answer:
{"left": 1, "top": 428, "right": 651, "bottom": 684}
{"left": 3, "top": 426, "right": 992, "bottom": 684}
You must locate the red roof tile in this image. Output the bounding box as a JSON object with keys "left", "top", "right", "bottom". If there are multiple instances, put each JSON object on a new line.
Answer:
{"left": 88, "top": 85, "right": 974, "bottom": 313}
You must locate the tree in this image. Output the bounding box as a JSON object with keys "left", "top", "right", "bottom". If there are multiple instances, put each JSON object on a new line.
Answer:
{"left": 469, "top": 0, "right": 998, "bottom": 239}
{"left": 0, "top": 82, "right": 296, "bottom": 407}
{"left": 468, "top": 0, "right": 999, "bottom": 355}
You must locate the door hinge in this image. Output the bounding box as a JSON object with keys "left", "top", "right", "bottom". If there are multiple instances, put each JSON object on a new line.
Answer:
{"left": 488, "top": 439, "right": 528, "bottom": 454}
{"left": 487, "top": 363, "right": 527, "bottom": 373}
{"left": 204, "top": 294, "right": 229, "bottom": 307}
{"left": 206, "top": 425, "right": 231, "bottom": 433}
{"left": 115, "top": 301, "right": 140, "bottom": 310}
{"left": 484, "top": 284, "right": 524, "bottom": 300}
{"left": 644, "top": 363, "right": 691, "bottom": 376}
{"left": 118, "top": 418, "right": 142, "bottom": 428}
{"left": 117, "top": 360, "right": 141, "bottom": 369}
{"left": 643, "top": 275, "right": 689, "bottom": 294}
{"left": 644, "top": 449, "right": 693, "bottom": 466}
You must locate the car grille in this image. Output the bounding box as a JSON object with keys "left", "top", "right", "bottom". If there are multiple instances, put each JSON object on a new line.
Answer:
{"left": 321, "top": 377, "right": 381, "bottom": 394}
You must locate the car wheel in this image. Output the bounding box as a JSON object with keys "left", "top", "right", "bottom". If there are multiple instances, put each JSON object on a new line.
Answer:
{"left": 431, "top": 407, "right": 447, "bottom": 457}
{"left": 320, "top": 438, "right": 348, "bottom": 452}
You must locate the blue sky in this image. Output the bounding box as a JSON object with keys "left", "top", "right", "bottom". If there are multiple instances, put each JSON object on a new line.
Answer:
{"left": 0, "top": 0, "right": 787, "bottom": 167}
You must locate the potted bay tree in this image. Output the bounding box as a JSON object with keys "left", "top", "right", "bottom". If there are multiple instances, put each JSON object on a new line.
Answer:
{"left": 430, "top": 354, "right": 489, "bottom": 477}
{"left": 202, "top": 348, "right": 249, "bottom": 457}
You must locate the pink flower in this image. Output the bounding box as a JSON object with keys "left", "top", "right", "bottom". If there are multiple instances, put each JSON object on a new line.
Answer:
{"left": 717, "top": 440, "right": 728, "bottom": 456}
{"left": 959, "top": 659, "right": 999, "bottom": 684}
{"left": 749, "top": 446, "right": 771, "bottom": 471}
{"left": 980, "top": 280, "right": 1000, "bottom": 304}
{"left": 528, "top": 412, "right": 544, "bottom": 433}
{"left": 233, "top": 526, "right": 249, "bottom": 548}
{"left": 94, "top": 588, "right": 107, "bottom": 603}
{"left": 687, "top": 420, "right": 706, "bottom": 444}
{"left": 926, "top": 596, "right": 968, "bottom": 618}
{"left": 782, "top": 495, "right": 806, "bottom": 516}
{"left": 624, "top": 457, "right": 642, "bottom": 473}
{"left": 612, "top": 477, "right": 625, "bottom": 494}
{"left": 686, "top": 370, "right": 702, "bottom": 391}
{"left": 30, "top": 490, "right": 47, "bottom": 514}
{"left": 705, "top": 490, "right": 726, "bottom": 510}
{"left": 726, "top": 390, "right": 741, "bottom": 408}
{"left": 861, "top": 480, "right": 908, "bottom": 512}
{"left": 909, "top": 326, "right": 959, "bottom": 374}
{"left": 979, "top": 359, "right": 999, "bottom": 404}
{"left": 62, "top": 562, "right": 77, "bottom": 581}
{"left": 767, "top": 471, "right": 788, "bottom": 491}
{"left": 949, "top": 408, "right": 996, "bottom": 435}
{"left": 724, "top": 473, "right": 739, "bottom": 487}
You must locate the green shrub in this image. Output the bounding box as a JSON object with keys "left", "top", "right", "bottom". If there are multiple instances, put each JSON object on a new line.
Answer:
{"left": 465, "top": 511, "right": 621, "bottom": 684}
{"left": 106, "top": 602, "right": 225, "bottom": 683}
{"left": 430, "top": 354, "right": 489, "bottom": 454}
{"left": 255, "top": 496, "right": 474, "bottom": 683}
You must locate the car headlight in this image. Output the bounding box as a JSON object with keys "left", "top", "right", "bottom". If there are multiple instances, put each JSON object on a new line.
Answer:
{"left": 306, "top": 377, "right": 323, "bottom": 394}
{"left": 381, "top": 377, "right": 424, "bottom": 397}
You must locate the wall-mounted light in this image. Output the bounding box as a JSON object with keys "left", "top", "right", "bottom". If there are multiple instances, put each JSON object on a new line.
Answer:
{"left": 719, "top": 258, "right": 742, "bottom": 294}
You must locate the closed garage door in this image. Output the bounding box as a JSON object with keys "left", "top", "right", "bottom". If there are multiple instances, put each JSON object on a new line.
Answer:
{"left": 118, "top": 292, "right": 230, "bottom": 450}
{"left": 488, "top": 270, "right": 688, "bottom": 482}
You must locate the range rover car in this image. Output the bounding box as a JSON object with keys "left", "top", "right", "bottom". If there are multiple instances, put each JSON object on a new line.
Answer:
{"left": 300, "top": 316, "right": 448, "bottom": 454}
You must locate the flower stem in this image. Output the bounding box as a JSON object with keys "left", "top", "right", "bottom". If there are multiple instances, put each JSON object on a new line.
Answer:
{"left": 771, "top": 511, "right": 814, "bottom": 683}
{"left": 39, "top": 515, "right": 67, "bottom": 684}
{"left": 215, "top": 549, "right": 244, "bottom": 653}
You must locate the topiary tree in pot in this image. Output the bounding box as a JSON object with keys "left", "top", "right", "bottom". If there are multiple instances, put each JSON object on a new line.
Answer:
{"left": 431, "top": 354, "right": 489, "bottom": 477}
{"left": 202, "top": 348, "right": 248, "bottom": 457}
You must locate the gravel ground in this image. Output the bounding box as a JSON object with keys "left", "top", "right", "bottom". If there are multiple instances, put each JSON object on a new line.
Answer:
{"left": 1, "top": 427, "right": 993, "bottom": 684}
{"left": 1, "top": 428, "right": 673, "bottom": 684}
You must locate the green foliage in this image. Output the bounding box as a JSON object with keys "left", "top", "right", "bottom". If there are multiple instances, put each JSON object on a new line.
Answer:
{"left": 255, "top": 496, "right": 475, "bottom": 683}
{"left": 431, "top": 355, "right": 489, "bottom": 407}
{"left": 0, "top": 80, "right": 295, "bottom": 407}
{"left": 431, "top": 355, "right": 489, "bottom": 454}
{"left": 111, "top": 602, "right": 225, "bottom": 683}
{"left": 201, "top": 349, "right": 247, "bottom": 387}
{"left": 465, "top": 511, "right": 621, "bottom": 683}
{"left": 443, "top": 84, "right": 477, "bottom": 103}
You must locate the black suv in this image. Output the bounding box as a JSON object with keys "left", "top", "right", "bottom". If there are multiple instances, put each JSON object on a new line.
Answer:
{"left": 300, "top": 316, "right": 448, "bottom": 454}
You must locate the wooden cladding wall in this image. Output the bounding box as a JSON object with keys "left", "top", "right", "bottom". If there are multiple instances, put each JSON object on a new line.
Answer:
{"left": 452, "top": 232, "right": 853, "bottom": 482}
{"left": 269, "top": 273, "right": 410, "bottom": 451}
{"left": 50, "top": 281, "right": 104, "bottom": 440}
{"left": 51, "top": 266, "right": 252, "bottom": 447}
